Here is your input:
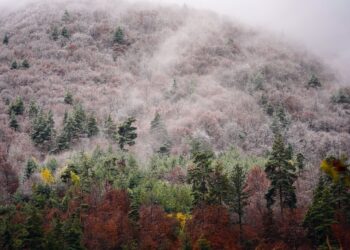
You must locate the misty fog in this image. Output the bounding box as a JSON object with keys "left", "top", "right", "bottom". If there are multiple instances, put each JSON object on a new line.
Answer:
{"left": 144, "top": 0, "right": 350, "bottom": 83}
{"left": 1, "top": 0, "right": 349, "bottom": 82}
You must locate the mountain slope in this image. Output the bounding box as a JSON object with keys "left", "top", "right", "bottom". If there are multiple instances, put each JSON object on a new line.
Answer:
{"left": 0, "top": 0, "right": 349, "bottom": 172}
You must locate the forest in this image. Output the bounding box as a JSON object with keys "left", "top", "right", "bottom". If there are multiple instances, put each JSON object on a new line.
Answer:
{"left": 0, "top": 0, "right": 350, "bottom": 249}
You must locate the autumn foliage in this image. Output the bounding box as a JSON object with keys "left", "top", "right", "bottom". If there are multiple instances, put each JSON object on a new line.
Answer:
{"left": 0, "top": 146, "right": 19, "bottom": 200}
{"left": 186, "top": 205, "right": 241, "bottom": 250}
{"left": 83, "top": 190, "right": 134, "bottom": 250}
{"left": 138, "top": 205, "right": 180, "bottom": 250}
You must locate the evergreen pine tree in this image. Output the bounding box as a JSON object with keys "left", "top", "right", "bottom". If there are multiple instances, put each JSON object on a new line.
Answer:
{"left": 151, "top": 112, "right": 160, "bottom": 131}
{"left": 229, "top": 164, "right": 250, "bottom": 242}
{"left": 23, "top": 207, "right": 45, "bottom": 250}
{"left": 87, "top": 114, "right": 98, "bottom": 137}
{"left": 10, "top": 61, "right": 18, "bottom": 70}
{"left": 47, "top": 158, "right": 58, "bottom": 172}
{"left": 63, "top": 110, "right": 68, "bottom": 124}
{"left": 61, "top": 27, "right": 70, "bottom": 39}
{"left": 51, "top": 26, "right": 59, "bottom": 41}
{"left": 72, "top": 104, "right": 87, "bottom": 135}
{"left": 46, "top": 217, "right": 64, "bottom": 250}
{"left": 170, "top": 79, "right": 177, "bottom": 95}
{"left": 9, "top": 112, "right": 19, "bottom": 131}
{"left": 157, "top": 142, "right": 171, "bottom": 156}
{"left": 25, "top": 157, "right": 39, "bottom": 179}
{"left": 296, "top": 153, "right": 305, "bottom": 171}
{"left": 8, "top": 96, "right": 24, "bottom": 115}
{"left": 266, "top": 103, "right": 274, "bottom": 116}
{"left": 64, "top": 90, "right": 73, "bottom": 105}
{"left": 208, "top": 161, "right": 229, "bottom": 205}
{"left": 117, "top": 117, "right": 137, "bottom": 151}
{"left": 188, "top": 149, "right": 214, "bottom": 206}
{"left": 30, "top": 109, "right": 55, "bottom": 150}
{"left": 21, "top": 59, "right": 30, "bottom": 69}
{"left": 56, "top": 130, "right": 70, "bottom": 151}
{"left": 113, "top": 27, "right": 124, "bottom": 44}
{"left": 62, "top": 10, "right": 70, "bottom": 22}
{"left": 265, "top": 133, "right": 297, "bottom": 218}
{"left": 104, "top": 114, "right": 116, "bottom": 139}
{"left": 285, "top": 143, "right": 293, "bottom": 160}
{"left": 308, "top": 74, "right": 321, "bottom": 89}
{"left": 63, "top": 213, "right": 84, "bottom": 250}
{"left": 262, "top": 208, "right": 279, "bottom": 243}
{"left": 56, "top": 113, "right": 77, "bottom": 151}
{"left": 0, "top": 209, "right": 27, "bottom": 249}
{"left": 150, "top": 112, "right": 171, "bottom": 153}
{"left": 28, "top": 100, "right": 39, "bottom": 119}
{"left": 303, "top": 177, "right": 335, "bottom": 247}
{"left": 3, "top": 34, "right": 9, "bottom": 45}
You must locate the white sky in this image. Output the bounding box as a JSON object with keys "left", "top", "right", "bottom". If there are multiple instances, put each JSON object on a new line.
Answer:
{"left": 1, "top": 0, "right": 350, "bottom": 81}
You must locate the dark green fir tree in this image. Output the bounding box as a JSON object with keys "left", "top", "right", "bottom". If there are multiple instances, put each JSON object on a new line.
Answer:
{"left": 117, "top": 117, "right": 137, "bottom": 151}
{"left": 61, "top": 27, "right": 70, "bottom": 39}
{"left": 303, "top": 177, "right": 335, "bottom": 247}
{"left": 9, "top": 112, "right": 19, "bottom": 131}
{"left": 229, "top": 164, "right": 250, "bottom": 242}
{"left": 22, "top": 59, "right": 30, "bottom": 69}
{"left": 208, "top": 161, "right": 229, "bottom": 205}
{"left": 10, "top": 61, "right": 18, "bottom": 70}
{"left": 308, "top": 74, "right": 321, "bottom": 89}
{"left": 51, "top": 26, "right": 59, "bottom": 41}
{"left": 8, "top": 96, "right": 24, "bottom": 115}
{"left": 87, "top": 114, "right": 99, "bottom": 137}
{"left": 113, "top": 26, "right": 124, "bottom": 44}
{"left": 64, "top": 90, "right": 73, "bottom": 105}
{"left": 3, "top": 34, "right": 9, "bottom": 45}
{"left": 265, "top": 133, "right": 297, "bottom": 218}
{"left": 188, "top": 149, "right": 214, "bottom": 206}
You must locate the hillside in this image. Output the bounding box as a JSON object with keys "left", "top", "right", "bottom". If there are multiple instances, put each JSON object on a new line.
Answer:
{"left": 0, "top": 0, "right": 349, "bottom": 168}
{"left": 1, "top": 0, "right": 350, "bottom": 249}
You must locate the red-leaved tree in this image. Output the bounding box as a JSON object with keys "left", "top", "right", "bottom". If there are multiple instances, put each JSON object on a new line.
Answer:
{"left": 83, "top": 190, "right": 134, "bottom": 250}
{"left": 138, "top": 205, "right": 180, "bottom": 250}
{"left": 185, "top": 205, "right": 240, "bottom": 250}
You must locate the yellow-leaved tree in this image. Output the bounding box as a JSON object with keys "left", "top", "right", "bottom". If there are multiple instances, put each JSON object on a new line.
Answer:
{"left": 40, "top": 168, "right": 54, "bottom": 184}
